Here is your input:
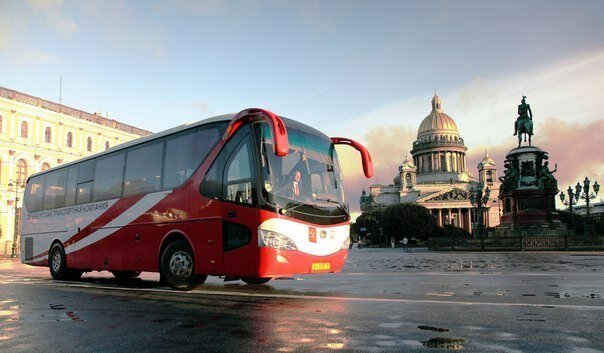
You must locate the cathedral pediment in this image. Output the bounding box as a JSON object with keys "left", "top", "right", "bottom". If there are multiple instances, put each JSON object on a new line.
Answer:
{"left": 418, "top": 187, "right": 470, "bottom": 202}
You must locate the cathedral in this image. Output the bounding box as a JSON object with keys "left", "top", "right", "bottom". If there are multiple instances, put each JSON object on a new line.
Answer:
{"left": 360, "top": 95, "right": 501, "bottom": 234}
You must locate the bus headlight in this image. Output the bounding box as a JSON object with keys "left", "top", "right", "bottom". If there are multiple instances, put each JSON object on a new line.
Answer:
{"left": 341, "top": 236, "right": 351, "bottom": 250}
{"left": 259, "top": 229, "right": 298, "bottom": 251}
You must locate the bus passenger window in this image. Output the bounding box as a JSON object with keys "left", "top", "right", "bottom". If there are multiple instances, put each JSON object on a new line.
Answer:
{"left": 124, "top": 141, "right": 163, "bottom": 196}
{"left": 76, "top": 182, "right": 92, "bottom": 204}
{"left": 225, "top": 140, "right": 254, "bottom": 205}
{"left": 24, "top": 175, "right": 45, "bottom": 212}
{"left": 43, "top": 169, "right": 67, "bottom": 210}
{"left": 64, "top": 166, "right": 78, "bottom": 206}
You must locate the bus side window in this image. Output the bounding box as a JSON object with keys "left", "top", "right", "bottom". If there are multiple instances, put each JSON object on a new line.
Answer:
{"left": 93, "top": 152, "right": 125, "bottom": 202}
{"left": 43, "top": 169, "right": 67, "bottom": 210}
{"left": 224, "top": 138, "right": 254, "bottom": 205}
{"left": 124, "top": 140, "right": 163, "bottom": 197}
{"left": 163, "top": 123, "right": 226, "bottom": 191}
{"left": 64, "top": 166, "right": 78, "bottom": 206}
{"left": 24, "top": 175, "right": 45, "bottom": 212}
{"left": 76, "top": 182, "right": 93, "bottom": 205}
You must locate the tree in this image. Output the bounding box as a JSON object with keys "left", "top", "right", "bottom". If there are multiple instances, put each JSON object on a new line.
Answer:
{"left": 351, "top": 210, "right": 383, "bottom": 244}
{"left": 433, "top": 225, "right": 471, "bottom": 238}
{"left": 557, "top": 210, "right": 585, "bottom": 235}
{"left": 381, "top": 203, "right": 436, "bottom": 241}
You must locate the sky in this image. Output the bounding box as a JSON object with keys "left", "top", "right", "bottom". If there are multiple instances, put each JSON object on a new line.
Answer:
{"left": 1, "top": 0, "right": 604, "bottom": 217}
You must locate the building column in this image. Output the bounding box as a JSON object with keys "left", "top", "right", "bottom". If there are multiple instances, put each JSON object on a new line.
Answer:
{"left": 436, "top": 209, "right": 442, "bottom": 227}
{"left": 447, "top": 208, "right": 451, "bottom": 225}
{"left": 464, "top": 208, "right": 471, "bottom": 232}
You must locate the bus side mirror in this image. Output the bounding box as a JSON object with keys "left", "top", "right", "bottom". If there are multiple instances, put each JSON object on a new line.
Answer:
{"left": 330, "top": 137, "right": 373, "bottom": 178}
{"left": 225, "top": 108, "right": 289, "bottom": 157}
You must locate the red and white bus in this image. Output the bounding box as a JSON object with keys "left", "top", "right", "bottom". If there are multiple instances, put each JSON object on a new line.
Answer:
{"left": 21, "top": 108, "right": 372, "bottom": 290}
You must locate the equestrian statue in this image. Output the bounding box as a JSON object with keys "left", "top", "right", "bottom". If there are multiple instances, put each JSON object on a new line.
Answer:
{"left": 514, "top": 95, "right": 533, "bottom": 147}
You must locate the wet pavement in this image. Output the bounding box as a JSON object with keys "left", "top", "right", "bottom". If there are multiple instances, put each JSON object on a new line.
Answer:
{"left": 1, "top": 249, "right": 603, "bottom": 352}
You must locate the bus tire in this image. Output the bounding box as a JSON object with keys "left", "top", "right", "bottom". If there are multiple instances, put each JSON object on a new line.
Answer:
{"left": 241, "top": 277, "right": 271, "bottom": 285}
{"left": 160, "top": 240, "right": 205, "bottom": 290}
{"left": 49, "top": 243, "right": 71, "bottom": 280}
{"left": 112, "top": 271, "right": 141, "bottom": 280}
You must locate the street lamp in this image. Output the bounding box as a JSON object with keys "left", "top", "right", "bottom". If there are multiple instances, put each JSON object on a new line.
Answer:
{"left": 371, "top": 200, "right": 385, "bottom": 246}
{"left": 469, "top": 184, "right": 490, "bottom": 238}
{"left": 575, "top": 176, "right": 600, "bottom": 234}
{"left": 559, "top": 185, "right": 580, "bottom": 229}
{"left": 8, "top": 180, "right": 24, "bottom": 258}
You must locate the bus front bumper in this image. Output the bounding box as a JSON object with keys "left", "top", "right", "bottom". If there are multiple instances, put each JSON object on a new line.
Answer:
{"left": 257, "top": 247, "right": 348, "bottom": 278}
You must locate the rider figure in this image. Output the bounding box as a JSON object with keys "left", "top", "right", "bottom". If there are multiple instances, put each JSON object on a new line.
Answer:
{"left": 514, "top": 96, "right": 532, "bottom": 136}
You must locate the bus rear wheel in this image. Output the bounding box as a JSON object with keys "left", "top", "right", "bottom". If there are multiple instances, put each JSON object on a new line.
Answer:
{"left": 160, "top": 240, "right": 206, "bottom": 290}
{"left": 241, "top": 277, "right": 271, "bottom": 285}
{"left": 49, "top": 243, "right": 82, "bottom": 281}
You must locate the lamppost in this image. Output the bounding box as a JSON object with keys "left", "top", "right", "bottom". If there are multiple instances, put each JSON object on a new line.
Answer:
{"left": 575, "top": 177, "right": 600, "bottom": 234}
{"left": 559, "top": 185, "right": 579, "bottom": 229}
{"left": 371, "top": 200, "right": 385, "bottom": 246}
{"left": 469, "top": 184, "right": 490, "bottom": 238}
{"left": 8, "top": 180, "right": 24, "bottom": 258}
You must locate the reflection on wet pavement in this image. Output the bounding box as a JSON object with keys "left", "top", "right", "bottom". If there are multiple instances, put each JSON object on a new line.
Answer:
{"left": 421, "top": 337, "right": 465, "bottom": 350}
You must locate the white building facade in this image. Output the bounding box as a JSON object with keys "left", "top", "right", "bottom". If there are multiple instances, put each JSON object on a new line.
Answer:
{"left": 0, "top": 86, "right": 151, "bottom": 255}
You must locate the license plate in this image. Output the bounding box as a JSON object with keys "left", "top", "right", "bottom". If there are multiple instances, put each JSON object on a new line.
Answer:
{"left": 311, "top": 262, "right": 331, "bottom": 271}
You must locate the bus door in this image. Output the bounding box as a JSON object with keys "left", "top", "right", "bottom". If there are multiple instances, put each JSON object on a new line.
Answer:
{"left": 200, "top": 127, "right": 258, "bottom": 275}
{"left": 221, "top": 131, "right": 259, "bottom": 275}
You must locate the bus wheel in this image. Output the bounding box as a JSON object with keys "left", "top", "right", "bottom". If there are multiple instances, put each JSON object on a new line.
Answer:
{"left": 49, "top": 243, "right": 81, "bottom": 280}
{"left": 112, "top": 271, "right": 141, "bottom": 280}
{"left": 160, "top": 240, "right": 204, "bottom": 290}
{"left": 241, "top": 277, "right": 271, "bottom": 285}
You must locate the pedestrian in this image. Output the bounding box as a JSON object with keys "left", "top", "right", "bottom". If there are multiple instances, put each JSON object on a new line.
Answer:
{"left": 402, "top": 236, "right": 409, "bottom": 251}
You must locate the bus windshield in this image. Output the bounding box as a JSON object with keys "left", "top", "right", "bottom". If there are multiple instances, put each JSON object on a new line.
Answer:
{"left": 254, "top": 123, "right": 348, "bottom": 224}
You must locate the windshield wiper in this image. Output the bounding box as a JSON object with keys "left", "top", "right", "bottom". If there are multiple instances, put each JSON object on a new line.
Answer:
{"left": 313, "top": 197, "right": 348, "bottom": 215}
{"left": 278, "top": 202, "right": 305, "bottom": 215}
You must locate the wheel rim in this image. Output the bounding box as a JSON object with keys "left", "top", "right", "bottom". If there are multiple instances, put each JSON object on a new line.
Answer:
{"left": 51, "top": 250, "right": 62, "bottom": 273}
{"left": 169, "top": 251, "right": 192, "bottom": 279}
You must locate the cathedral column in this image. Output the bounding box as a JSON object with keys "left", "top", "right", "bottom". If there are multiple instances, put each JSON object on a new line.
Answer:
{"left": 436, "top": 209, "right": 442, "bottom": 227}
{"left": 464, "top": 208, "right": 471, "bottom": 232}
{"left": 457, "top": 208, "right": 462, "bottom": 228}
{"left": 447, "top": 208, "right": 451, "bottom": 225}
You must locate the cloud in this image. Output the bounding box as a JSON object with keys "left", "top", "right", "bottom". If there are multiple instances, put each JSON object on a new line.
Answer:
{"left": 0, "top": 0, "right": 73, "bottom": 64}
{"left": 338, "top": 125, "right": 416, "bottom": 214}
{"left": 190, "top": 100, "right": 212, "bottom": 115}
{"left": 26, "top": 0, "right": 78, "bottom": 35}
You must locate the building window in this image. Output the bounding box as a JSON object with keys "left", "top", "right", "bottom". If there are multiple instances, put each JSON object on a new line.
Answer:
{"left": 66, "top": 132, "right": 73, "bottom": 147}
{"left": 45, "top": 127, "right": 52, "bottom": 143}
{"left": 87, "top": 137, "right": 93, "bottom": 152}
{"left": 17, "top": 159, "right": 28, "bottom": 185}
{"left": 105, "top": 141, "right": 110, "bottom": 150}
{"left": 41, "top": 163, "right": 51, "bottom": 171}
{"left": 21, "top": 122, "right": 28, "bottom": 138}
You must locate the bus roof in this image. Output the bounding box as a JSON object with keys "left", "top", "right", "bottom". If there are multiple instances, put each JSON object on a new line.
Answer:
{"left": 26, "top": 112, "right": 330, "bottom": 182}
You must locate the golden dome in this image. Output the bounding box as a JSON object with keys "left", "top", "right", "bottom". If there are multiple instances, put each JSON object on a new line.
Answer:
{"left": 417, "top": 95, "right": 459, "bottom": 137}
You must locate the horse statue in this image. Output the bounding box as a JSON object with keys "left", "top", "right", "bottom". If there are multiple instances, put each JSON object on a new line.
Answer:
{"left": 514, "top": 96, "right": 533, "bottom": 147}
{"left": 517, "top": 116, "right": 533, "bottom": 147}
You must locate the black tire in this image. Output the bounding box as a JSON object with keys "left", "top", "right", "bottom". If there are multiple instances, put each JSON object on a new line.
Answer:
{"left": 160, "top": 240, "right": 206, "bottom": 290}
{"left": 241, "top": 277, "right": 271, "bottom": 285}
{"left": 49, "top": 243, "right": 82, "bottom": 280}
{"left": 112, "top": 270, "right": 142, "bottom": 280}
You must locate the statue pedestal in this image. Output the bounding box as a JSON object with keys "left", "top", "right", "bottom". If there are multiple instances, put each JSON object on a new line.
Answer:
{"left": 494, "top": 146, "right": 564, "bottom": 236}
